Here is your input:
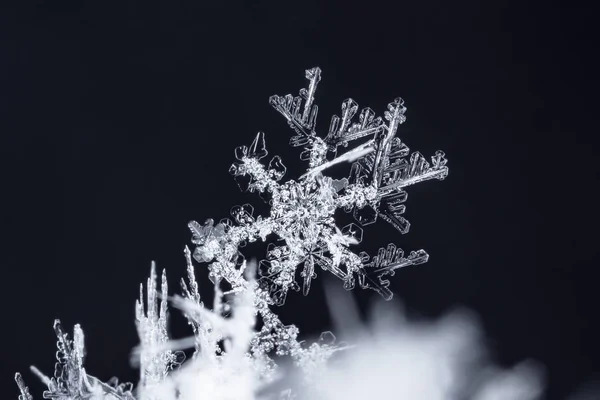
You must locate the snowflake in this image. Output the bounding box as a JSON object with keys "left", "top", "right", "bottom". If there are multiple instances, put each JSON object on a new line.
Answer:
{"left": 217, "top": 66, "right": 448, "bottom": 302}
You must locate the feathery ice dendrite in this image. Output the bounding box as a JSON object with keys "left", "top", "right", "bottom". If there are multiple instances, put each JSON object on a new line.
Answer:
{"left": 204, "top": 66, "right": 448, "bottom": 304}
{"left": 15, "top": 67, "right": 448, "bottom": 400}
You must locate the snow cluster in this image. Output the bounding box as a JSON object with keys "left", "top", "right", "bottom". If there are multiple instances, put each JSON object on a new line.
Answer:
{"left": 16, "top": 67, "right": 548, "bottom": 400}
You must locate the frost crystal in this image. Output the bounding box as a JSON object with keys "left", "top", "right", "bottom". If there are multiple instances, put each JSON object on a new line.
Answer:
{"left": 221, "top": 66, "right": 447, "bottom": 303}
{"left": 15, "top": 67, "right": 449, "bottom": 400}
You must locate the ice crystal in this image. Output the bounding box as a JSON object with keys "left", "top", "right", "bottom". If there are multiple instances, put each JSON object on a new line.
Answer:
{"left": 15, "top": 67, "right": 456, "bottom": 400}
{"left": 225, "top": 66, "right": 448, "bottom": 304}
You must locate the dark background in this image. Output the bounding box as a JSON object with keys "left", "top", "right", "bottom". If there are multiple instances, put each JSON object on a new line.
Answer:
{"left": 1, "top": 1, "right": 598, "bottom": 399}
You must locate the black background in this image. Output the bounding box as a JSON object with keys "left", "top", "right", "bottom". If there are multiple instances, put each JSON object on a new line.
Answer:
{"left": 1, "top": 1, "right": 598, "bottom": 399}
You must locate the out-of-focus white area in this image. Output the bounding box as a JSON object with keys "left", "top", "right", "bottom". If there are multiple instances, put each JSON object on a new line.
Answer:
{"left": 145, "top": 283, "right": 548, "bottom": 400}
{"left": 287, "top": 286, "right": 545, "bottom": 400}
{"left": 24, "top": 268, "right": 594, "bottom": 400}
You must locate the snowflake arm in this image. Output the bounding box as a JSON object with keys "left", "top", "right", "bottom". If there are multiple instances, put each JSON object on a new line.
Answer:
{"left": 14, "top": 373, "right": 33, "bottom": 400}
{"left": 135, "top": 263, "right": 178, "bottom": 388}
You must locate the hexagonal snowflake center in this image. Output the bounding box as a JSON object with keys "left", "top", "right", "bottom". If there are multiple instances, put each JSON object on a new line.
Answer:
{"left": 272, "top": 179, "right": 336, "bottom": 241}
